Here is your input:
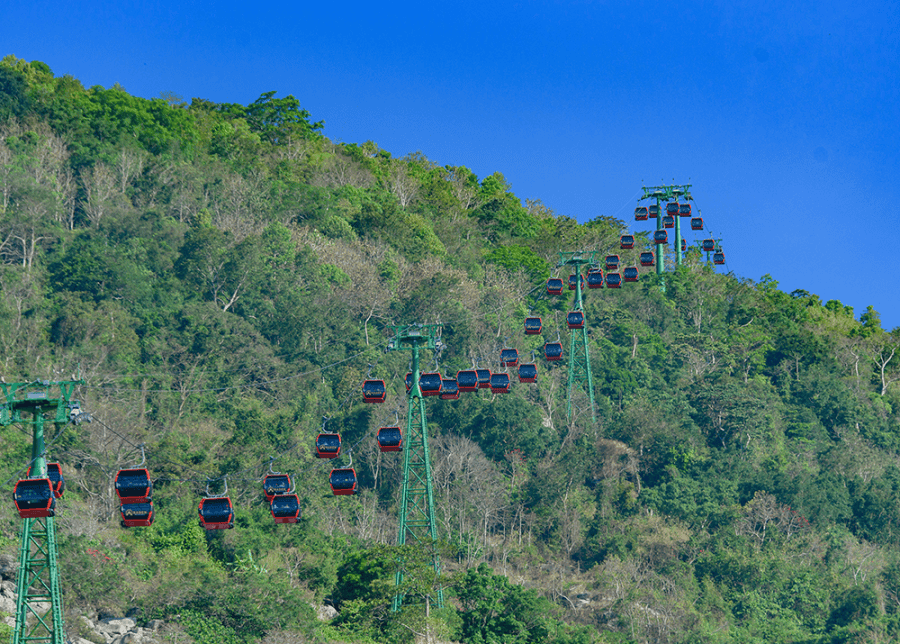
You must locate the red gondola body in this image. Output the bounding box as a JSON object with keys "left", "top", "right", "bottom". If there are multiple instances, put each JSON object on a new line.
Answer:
{"left": 681, "top": 238, "right": 687, "bottom": 252}
{"left": 640, "top": 252, "right": 655, "bottom": 267}
{"left": 620, "top": 235, "right": 634, "bottom": 250}
{"left": 500, "top": 348, "right": 519, "bottom": 367}
{"left": 476, "top": 368, "right": 492, "bottom": 389}
{"left": 568, "top": 274, "right": 585, "bottom": 291}
{"left": 663, "top": 215, "right": 675, "bottom": 229}
{"left": 419, "top": 372, "right": 443, "bottom": 397}
{"left": 606, "top": 273, "right": 622, "bottom": 289}
{"left": 315, "top": 433, "right": 342, "bottom": 459}
{"left": 546, "top": 278, "right": 564, "bottom": 295}
{"left": 440, "top": 378, "right": 460, "bottom": 400}
{"left": 713, "top": 252, "right": 726, "bottom": 265}
{"left": 623, "top": 266, "right": 639, "bottom": 282}
{"left": 679, "top": 203, "right": 692, "bottom": 217}
{"left": 544, "top": 342, "right": 563, "bottom": 361}
{"left": 517, "top": 363, "right": 537, "bottom": 383}
{"left": 13, "top": 478, "right": 55, "bottom": 519}
{"left": 567, "top": 311, "right": 585, "bottom": 329}
{"left": 666, "top": 202, "right": 679, "bottom": 216}
{"left": 377, "top": 426, "right": 403, "bottom": 452}
{"left": 330, "top": 468, "right": 358, "bottom": 496}
{"left": 489, "top": 373, "right": 511, "bottom": 394}
{"left": 653, "top": 230, "right": 668, "bottom": 245}
{"left": 28, "top": 463, "right": 65, "bottom": 498}
{"left": 648, "top": 204, "right": 660, "bottom": 217}
{"left": 524, "top": 317, "right": 543, "bottom": 335}
{"left": 605, "top": 255, "right": 620, "bottom": 271}
{"left": 405, "top": 372, "right": 413, "bottom": 393}
{"left": 199, "top": 497, "right": 234, "bottom": 530}
{"left": 114, "top": 468, "right": 153, "bottom": 504}
{"left": 263, "top": 473, "right": 292, "bottom": 502}
{"left": 457, "top": 370, "right": 478, "bottom": 392}
{"left": 691, "top": 217, "right": 704, "bottom": 230}
{"left": 362, "top": 379, "right": 386, "bottom": 403}
{"left": 635, "top": 206, "right": 649, "bottom": 221}
{"left": 270, "top": 494, "right": 301, "bottom": 524}
{"left": 587, "top": 269, "right": 604, "bottom": 289}
{"left": 120, "top": 502, "right": 154, "bottom": 528}
{"left": 701, "top": 239, "right": 716, "bottom": 252}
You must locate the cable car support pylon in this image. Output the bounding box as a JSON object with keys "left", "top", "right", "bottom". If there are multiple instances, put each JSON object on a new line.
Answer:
{"left": 638, "top": 183, "right": 693, "bottom": 291}
{"left": 558, "top": 252, "right": 598, "bottom": 425}
{"left": 1, "top": 379, "right": 85, "bottom": 644}
{"left": 387, "top": 324, "right": 444, "bottom": 611}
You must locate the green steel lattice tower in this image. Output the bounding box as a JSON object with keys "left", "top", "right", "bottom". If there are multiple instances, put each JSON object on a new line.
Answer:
{"left": 559, "top": 252, "right": 598, "bottom": 425}
{"left": 639, "top": 184, "right": 693, "bottom": 291}
{"left": 1, "top": 380, "right": 83, "bottom": 644}
{"left": 387, "top": 324, "right": 444, "bottom": 611}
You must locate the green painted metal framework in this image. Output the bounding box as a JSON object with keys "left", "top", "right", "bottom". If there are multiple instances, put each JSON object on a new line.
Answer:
{"left": 1, "top": 380, "right": 83, "bottom": 644}
{"left": 387, "top": 324, "right": 444, "bottom": 611}
{"left": 639, "top": 184, "right": 693, "bottom": 289}
{"left": 558, "top": 252, "right": 598, "bottom": 425}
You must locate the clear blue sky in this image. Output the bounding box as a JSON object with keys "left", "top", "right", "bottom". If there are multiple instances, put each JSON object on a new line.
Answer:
{"left": 7, "top": 1, "right": 900, "bottom": 329}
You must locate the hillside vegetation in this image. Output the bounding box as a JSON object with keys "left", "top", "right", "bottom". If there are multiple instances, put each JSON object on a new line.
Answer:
{"left": 1, "top": 56, "right": 900, "bottom": 644}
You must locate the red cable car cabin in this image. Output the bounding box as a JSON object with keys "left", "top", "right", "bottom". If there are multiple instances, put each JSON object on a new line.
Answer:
{"left": 517, "top": 363, "right": 537, "bottom": 383}
{"left": 666, "top": 202, "right": 679, "bottom": 216}
{"left": 544, "top": 342, "right": 563, "bottom": 361}
{"left": 419, "top": 372, "right": 443, "bottom": 396}
{"left": 361, "top": 379, "right": 386, "bottom": 403}
{"left": 679, "top": 203, "right": 692, "bottom": 217}
{"left": 28, "top": 463, "right": 65, "bottom": 498}
{"left": 623, "top": 266, "right": 639, "bottom": 282}
{"left": 681, "top": 238, "right": 687, "bottom": 252}
{"left": 120, "top": 502, "right": 154, "bottom": 528}
{"left": 457, "top": 370, "right": 478, "bottom": 392}
{"left": 587, "top": 269, "right": 604, "bottom": 289}
{"left": 546, "top": 278, "right": 563, "bottom": 295}
{"left": 640, "top": 252, "right": 655, "bottom": 267}
{"left": 330, "top": 468, "right": 358, "bottom": 496}
{"left": 662, "top": 215, "right": 675, "bottom": 229}
{"left": 405, "top": 372, "right": 413, "bottom": 392}
{"left": 315, "top": 433, "right": 342, "bottom": 459}
{"left": 691, "top": 217, "right": 704, "bottom": 230}
{"left": 606, "top": 273, "right": 622, "bottom": 288}
{"left": 489, "top": 373, "right": 511, "bottom": 394}
{"left": 114, "top": 468, "right": 153, "bottom": 504}
{"left": 524, "top": 317, "right": 543, "bottom": 335}
{"left": 263, "top": 473, "right": 292, "bottom": 502}
{"left": 13, "top": 478, "right": 55, "bottom": 519}
{"left": 713, "top": 252, "right": 726, "bottom": 265}
{"left": 605, "top": 255, "right": 620, "bottom": 271}
{"left": 567, "top": 311, "right": 585, "bottom": 329}
{"left": 377, "top": 426, "right": 403, "bottom": 452}
{"left": 648, "top": 204, "right": 660, "bottom": 217}
{"left": 702, "top": 239, "right": 716, "bottom": 252}
{"left": 476, "top": 368, "right": 492, "bottom": 389}
{"left": 199, "top": 497, "right": 234, "bottom": 530}
{"left": 500, "top": 348, "right": 519, "bottom": 367}
{"left": 440, "top": 378, "right": 460, "bottom": 400}
{"left": 620, "top": 235, "right": 634, "bottom": 250}
{"left": 635, "top": 206, "right": 649, "bottom": 221}
{"left": 568, "top": 274, "right": 585, "bottom": 291}
{"left": 270, "top": 494, "right": 301, "bottom": 524}
{"left": 653, "top": 230, "right": 668, "bottom": 245}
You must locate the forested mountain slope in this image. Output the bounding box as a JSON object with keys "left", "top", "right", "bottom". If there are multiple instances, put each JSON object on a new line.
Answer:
{"left": 1, "top": 55, "right": 899, "bottom": 644}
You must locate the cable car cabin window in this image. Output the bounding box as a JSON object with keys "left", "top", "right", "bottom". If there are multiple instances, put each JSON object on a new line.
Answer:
{"left": 623, "top": 267, "right": 639, "bottom": 282}
{"left": 567, "top": 311, "right": 585, "bottom": 329}
{"left": 653, "top": 230, "right": 668, "bottom": 244}
{"left": 544, "top": 342, "right": 563, "bottom": 361}
{"left": 440, "top": 378, "right": 460, "bottom": 400}
{"left": 419, "top": 372, "right": 443, "bottom": 396}
{"left": 115, "top": 468, "right": 152, "bottom": 504}
{"left": 605, "top": 255, "right": 620, "bottom": 271}
{"left": 666, "top": 202, "right": 679, "bottom": 216}
{"left": 362, "top": 379, "right": 386, "bottom": 403}
{"left": 330, "top": 468, "right": 358, "bottom": 496}
{"left": 524, "top": 317, "right": 543, "bottom": 334}
{"left": 648, "top": 204, "right": 660, "bottom": 217}
{"left": 29, "top": 463, "right": 65, "bottom": 498}
{"left": 377, "top": 427, "right": 403, "bottom": 452}
{"left": 662, "top": 215, "right": 675, "bottom": 229}
{"left": 457, "top": 370, "right": 478, "bottom": 392}
{"left": 634, "top": 206, "right": 649, "bottom": 221}
{"left": 199, "top": 497, "right": 234, "bottom": 530}
{"left": 691, "top": 217, "right": 704, "bottom": 230}
{"left": 546, "top": 278, "right": 563, "bottom": 295}
{"left": 489, "top": 373, "right": 511, "bottom": 393}
{"left": 518, "top": 363, "right": 537, "bottom": 383}
{"left": 568, "top": 274, "right": 585, "bottom": 291}
{"left": 713, "top": 252, "right": 726, "bottom": 265}
{"left": 120, "top": 502, "right": 154, "bottom": 528}
{"left": 14, "top": 479, "right": 56, "bottom": 518}
{"left": 315, "top": 433, "right": 342, "bottom": 459}
{"left": 620, "top": 235, "right": 634, "bottom": 250}
{"left": 270, "top": 495, "right": 301, "bottom": 524}
{"left": 263, "top": 474, "right": 292, "bottom": 501}
{"left": 640, "top": 252, "right": 655, "bottom": 266}
{"left": 500, "top": 348, "right": 519, "bottom": 366}
{"left": 476, "top": 368, "right": 492, "bottom": 389}
{"left": 702, "top": 239, "right": 716, "bottom": 252}
{"left": 587, "top": 270, "right": 604, "bottom": 289}
{"left": 606, "top": 273, "right": 622, "bottom": 289}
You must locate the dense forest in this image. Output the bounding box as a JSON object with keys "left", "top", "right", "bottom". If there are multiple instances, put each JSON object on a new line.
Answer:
{"left": 1, "top": 55, "right": 899, "bottom": 644}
